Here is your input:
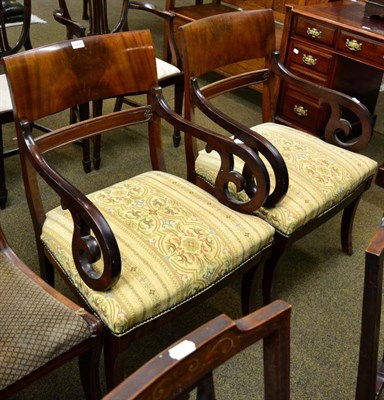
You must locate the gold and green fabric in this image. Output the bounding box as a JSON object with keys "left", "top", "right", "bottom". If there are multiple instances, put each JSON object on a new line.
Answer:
{"left": 41, "top": 171, "right": 275, "bottom": 336}
{"left": 196, "top": 122, "right": 378, "bottom": 236}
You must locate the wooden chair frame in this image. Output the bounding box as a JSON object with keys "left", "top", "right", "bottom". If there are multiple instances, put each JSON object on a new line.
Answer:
{"left": 4, "top": 30, "right": 283, "bottom": 390}
{"left": 0, "top": 223, "right": 103, "bottom": 399}
{"left": 179, "top": 9, "right": 375, "bottom": 304}
{"left": 355, "top": 215, "right": 384, "bottom": 399}
{"left": 54, "top": 0, "right": 184, "bottom": 171}
{"left": 104, "top": 300, "right": 291, "bottom": 400}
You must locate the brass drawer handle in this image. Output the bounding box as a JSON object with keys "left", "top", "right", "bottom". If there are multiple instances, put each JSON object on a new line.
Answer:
{"left": 306, "top": 27, "right": 322, "bottom": 39}
{"left": 302, "top": 54, "right": 317, "bottom": 66}
{"left": 294, "top": 105, "right": 308, "bottom": 117}
{"left": 345, "top": 39, "right": 362, "bottom": 51}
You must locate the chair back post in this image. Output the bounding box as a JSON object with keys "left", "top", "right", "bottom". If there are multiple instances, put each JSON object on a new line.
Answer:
{"left": 179, "top": 9, "right": 276, "bottom": 121}
{"left": 103, "top": 300, "right": 291, "bottom": 400}
{"left": 3, "top": 31, "right": 162, "bottom": 289}
{"left": 179, "top": 9, "right": 277, "bottom": 182}
{"left": 356, "top": 219, "right": 384, "bottom": 399}
{"left": 0, "top": 0, "right": 32, "bottom": 55}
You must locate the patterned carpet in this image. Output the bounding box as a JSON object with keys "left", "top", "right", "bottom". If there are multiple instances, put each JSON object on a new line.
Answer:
{"left": 2, "top": 1, "right": 384, "bottom": 399}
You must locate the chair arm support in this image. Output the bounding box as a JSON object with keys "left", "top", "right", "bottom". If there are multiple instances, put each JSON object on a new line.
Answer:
{"left": 20, "top": 121, "right": 121, "bottom": 292}
{"left": 53, "top": 8, "right": 87, "bottom": 38}
{"left": 152, "top": 88, "right": 272, "bottom": 214}
{"left": 129, "top": 0, "right": 175, "bottom": 20}
{"left": 270, "top": 52, "right": 373, "bottom": 152}
{"left": 190, "top": 77, "right": 289, "bottom": 207}
{"left": 128, "top": 1, "right": 181, "bottom": 68}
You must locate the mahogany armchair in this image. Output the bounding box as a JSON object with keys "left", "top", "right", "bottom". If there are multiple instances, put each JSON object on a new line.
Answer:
{"left": 104, "top": 300, "right": 291, "bottom": 400}
{"left": 54, "top": 0, "right": 184, "bottom": 172}
{"left": 179, "top": 9, "right": 378, "bottom": 304}
{"left": 0, "top": 223, "right": 102, "bottom": 399}
{"left": 3, "top": 30, "right": 284, "bottom": 390}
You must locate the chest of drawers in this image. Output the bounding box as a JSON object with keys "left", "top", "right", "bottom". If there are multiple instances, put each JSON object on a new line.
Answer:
{"left": 276, "top": 0, "right": 384, "bottom": 137}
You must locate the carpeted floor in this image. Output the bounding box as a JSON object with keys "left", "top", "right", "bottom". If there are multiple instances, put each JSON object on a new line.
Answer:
{"left": 3, "top": 1, "right": 384, "bottom": 399}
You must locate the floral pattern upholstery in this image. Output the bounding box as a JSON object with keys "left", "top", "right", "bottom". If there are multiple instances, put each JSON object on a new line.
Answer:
{"left": 41, "top": 171, "right": 275, "bottom": 336}
{"left": 196, "top": 122, "right": 378, "bottom": 236}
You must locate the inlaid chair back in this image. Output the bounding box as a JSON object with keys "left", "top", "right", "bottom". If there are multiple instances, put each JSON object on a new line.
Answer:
{"left": 0, "top": 223, "right": 102, "bottom": 399}
{"left": 54, "top": 0, "right": 184, "bottom": 173}
{"left": 104, "top": 300, "right": 291, "bottom": 400}
{"left": 179, "top": 9, "right": 378, "bottom": 304}
{"left": 4, "top": 30, "right": 281, "bottom": 390}
{"left": 0, "top": 0, "right": 32, "bottom": 209}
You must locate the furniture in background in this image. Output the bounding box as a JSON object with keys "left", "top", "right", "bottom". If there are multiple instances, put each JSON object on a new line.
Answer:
{"left": 276, "top": 0, "right": 384, "bottom": 138}
{"left": 355, "top": 167, "right": 384, "bottom": 400}
{"left": 179, "top": 9, "right": 378, "bottom": 304}
{"left": 0, "top": 223, "right": 102, "bottom": 399}
{"left": 4, "top": 30, "right": 284, "bottom": 390}
{"left": 0, "top": 0, "right": 49, "bottom": 209}
{"left": 54, "top": 0, "right": 184, "bottom": 159}
{"left": 164, "top": 0, "right": 330, "bottom": 90}
{"left": 103, "top": 300, "right": 291, "bottom": 400}
{"left": 355, "top": 212, "right": 384, "bottom": 400}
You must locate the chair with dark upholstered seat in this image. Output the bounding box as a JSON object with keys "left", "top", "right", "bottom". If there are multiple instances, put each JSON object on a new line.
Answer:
{"left": 4, "top": 30, "right": 285, "bottom": 390}
{"left": 0, "top": 224, "right": 102, "bottom": 399}
{"left": 54, "top": 0, "right": 184, "bottom": 171}
{"left": 104, "top": 300, "right": 291, "bottom": 400}
{"left": 179, "top": 9, "right": 378, "bottom": 305}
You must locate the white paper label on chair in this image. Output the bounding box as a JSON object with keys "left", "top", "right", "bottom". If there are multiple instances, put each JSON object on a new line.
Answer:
{"left": 71, "top": 40, "right": 85, "bottom": 49}
{"left": 168, "top": 340, "right": 196, "bottom": 360}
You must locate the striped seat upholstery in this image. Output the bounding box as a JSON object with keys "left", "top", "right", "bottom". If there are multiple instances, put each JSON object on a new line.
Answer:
{"left": 41, "top": 171, "right": 275, "bottom": 335}
{"left": 196, "top": 123, "right": 378, "bottom": 236}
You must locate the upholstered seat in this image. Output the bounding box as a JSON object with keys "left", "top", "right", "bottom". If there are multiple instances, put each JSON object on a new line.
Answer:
{"left": 42, "top": 171, "right": 275, "bottom": 335}
{"left": 4, "top": 30, "right": 280, "bottom": 389}
{"left": 0, "top": 253, "right": 93, "bottom": 388}
{"left": 196, "top": 123, "right": 378, "bottom": 236}
{"left": 179, "top": 9, "right": 378, "bottom": 304}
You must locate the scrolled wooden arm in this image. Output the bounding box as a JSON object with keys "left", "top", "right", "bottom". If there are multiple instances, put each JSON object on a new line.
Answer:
{"left": 189, "top": 77, "right": 289, "bottom": 208}
{"left": 129, "top": 0, "right": 175, "bottom": 20}
{"left": 152, "top": 88, "right": 272, "bottom": 214}
{"left": 270, "top": 51, "right": 373, "bottom": 152}
{"left": 20, "top": 121, "right": 121, "bottom": 291}
{"left": 53, "top": 6, "right": 87, "bottom": 38}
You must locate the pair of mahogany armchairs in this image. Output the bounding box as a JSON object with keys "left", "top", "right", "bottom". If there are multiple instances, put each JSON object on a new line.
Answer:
{"left": 2, "top": 7, "right": 377, "bottom": 395}
{"left": 54, "top": 0, "right": 184, "bottom": 173}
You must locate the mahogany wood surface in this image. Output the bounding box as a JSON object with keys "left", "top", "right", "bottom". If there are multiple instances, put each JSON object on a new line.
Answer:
{"left": 356, "top": 216, "right": 384, "bottom": 400}
{"left": 104, "top": 300, "right": 291, "bottom": 400}
{"left": 179, "top": 9, "right": 375, "bottom": 303}
{"left": 0, "top": 222, "right": 102, "bottom": 400}
{"left": 4, "top": 29, "right": 282, "bottom": 390}
{"left": 277, "top": 0, "right": 384, "bottom": 137}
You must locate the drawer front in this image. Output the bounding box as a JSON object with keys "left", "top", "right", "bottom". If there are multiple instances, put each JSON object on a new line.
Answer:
{"left": 293, "top": 16, "right": 336, "bottom": 47}
{"left": 277, "top": 87, "right": 328, "bottom": 135}
{"left": 336, "top": 30, "right": 384, "bottom": 68}
{"left": 288, "top": 40, "right": 334, "bottom": 76}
